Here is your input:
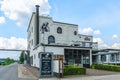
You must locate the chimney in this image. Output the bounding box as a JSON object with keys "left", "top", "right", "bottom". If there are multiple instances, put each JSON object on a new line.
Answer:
{"left": 35, "top": 5, "right": 40, "bottom": 45}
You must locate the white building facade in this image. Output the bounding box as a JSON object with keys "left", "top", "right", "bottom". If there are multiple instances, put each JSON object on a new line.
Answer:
{"left": 27, "top": 6, "right": 99, "bottom": 73}
{"left": 27, "top": 10, "right": 98, "bottom": 69}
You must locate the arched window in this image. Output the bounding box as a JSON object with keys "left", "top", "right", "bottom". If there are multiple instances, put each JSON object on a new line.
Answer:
{"left": 48, "top": 35, "right": 55, "bottom": 44}
{"left": 74, "top": 31, "right": 77, "bottom": 35}
{"left": 57, "top": 27, "right": 62, "bottom": 34}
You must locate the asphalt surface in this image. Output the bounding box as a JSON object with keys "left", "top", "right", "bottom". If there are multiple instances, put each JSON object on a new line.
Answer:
{"left": 1, "top": 63, "right": 120, "bottom": 80}
{"left": 86, "top": 68, "right": 119, "bottom": 76}
{"left": 0, "top": 63, "right": 36, "bottom": 80}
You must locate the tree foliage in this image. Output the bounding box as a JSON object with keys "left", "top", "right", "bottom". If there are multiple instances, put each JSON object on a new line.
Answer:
{"left": 6, "top": 57, "right": 14, "bottom": 62}
{"left": 0, "top": 57, "right": 14, "bottom": 65}
{"left": 19, "top": 51, "right": 24, "bottom": 63}
{"left": 5, "top": 57, "right": 14, "bottom": 65}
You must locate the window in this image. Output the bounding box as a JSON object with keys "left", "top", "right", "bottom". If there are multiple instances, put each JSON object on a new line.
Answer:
{"left": 31, "top": 27, "right": 33, "bottom": 32}
{"left": 64, "top": 49, "right": 83, "bottom": 65}
{"left": 85, "top": 43, "right": 90, "bottom": 47}
{"left": 57, "top": 27, "right": 62, "bottom": 34}
{"left": 31, "top": 39, "right": 33, "bottom": 45}
{"left": 84, "top": 37, "right": 90, "bottom": 41}
{"left": 116, "top": 53, "right": 119, "bottom": 61}
{"left": 101, "top": 55, "right": 106, "bottom": 62}
{"left": 34, "top": 54, "right": 36, "bottom": 59}
{"left": 30, "top": 56, "right": 33, "bottom": 65}
{"left": 48, "top": 35, "right": 55, "bottom": 44}
{"left": 38, "top": 53, "right": 40, "bottom": 58}
{"left": 83, "top": 53, "right": 90, "bottom": 64}
{"left": 74, "top": 31, "right": 77, "bottom": 35}
{"left": 79, "top": 36, "right": 81, "bottom": 38}
{"left": 110, "top": 54, "right": 115, "bottom": 62}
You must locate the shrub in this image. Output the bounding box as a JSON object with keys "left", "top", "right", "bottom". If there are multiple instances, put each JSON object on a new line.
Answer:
{"left": 91, "top": 64, "right": 120, "bottom": 72}
{"left": 64, "top": 65, "right": 86, "bottom": 75}
{"left": 1, "top": 62, "right": 6, "bottom": 65}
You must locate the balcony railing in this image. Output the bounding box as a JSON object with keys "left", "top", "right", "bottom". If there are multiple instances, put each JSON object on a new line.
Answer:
{"left": 47, "top": 41, "right": 98, "bottom": 48}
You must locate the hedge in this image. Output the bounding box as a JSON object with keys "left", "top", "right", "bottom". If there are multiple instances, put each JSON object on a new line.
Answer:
{"left": 0, "top": 62, "right": 6, "bottom": 65}
{"left": 64, "top": 65, "right": 86, "bottom": 75}
{"left": 92, "top": 64, "right": 120, "bottom": 72}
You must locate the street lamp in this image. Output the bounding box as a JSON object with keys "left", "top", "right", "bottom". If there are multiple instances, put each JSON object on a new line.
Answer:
{"left": 41, "top": 22, "right": 49, "bottom": 52}
{"left": 39, "top": 22, "right": 50, "bottom": 77}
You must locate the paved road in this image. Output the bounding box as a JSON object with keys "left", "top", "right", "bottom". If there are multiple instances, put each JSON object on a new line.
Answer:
{"left": 61, "top": 69, "right": 120, "bottom": 80}
{"left": 0, "top": 63, "right": 36, "bottom": 80}
{"left": 86, "top": 68, "right": 119, "bottom": 76}
{"left": 1, "top": 63, "right": 120, "bottom": 80}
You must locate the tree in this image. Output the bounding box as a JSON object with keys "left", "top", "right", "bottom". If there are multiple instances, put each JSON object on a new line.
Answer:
{"left": 5, "top": 57, "right": 14, "bottom": 65}
{"left": 6, "top": 57, "right": 10, "bottom": 64}
{"left": 19, "top": 51, "right": 24, "bottom": 63}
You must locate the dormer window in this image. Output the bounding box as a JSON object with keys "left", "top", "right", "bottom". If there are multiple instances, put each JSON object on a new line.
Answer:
{"left": 57, "top": 27, "right": 62, "bottom": 34}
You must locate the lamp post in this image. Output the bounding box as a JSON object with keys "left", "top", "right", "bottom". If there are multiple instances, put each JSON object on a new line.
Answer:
{"left": 41, "top": 22, "right": 49, "bottom": 53}
{"left": 40, "top": 23, "right": 52, "bottom": 77}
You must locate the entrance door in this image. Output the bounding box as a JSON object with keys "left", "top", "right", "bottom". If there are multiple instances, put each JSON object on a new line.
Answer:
{"left": 82, "top": 51, "right": 90, "bottom": 68}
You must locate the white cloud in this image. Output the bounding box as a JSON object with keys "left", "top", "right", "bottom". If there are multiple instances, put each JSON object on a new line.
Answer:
{"left": 79, "top": 27, "right": 93, "bottom": 35}
{"left": 0, "top": 37, "right": 27, "bottom": 60}
{"left": 79, "top": 27, "right": 101, "bottom": 35}
{"left": 93, "top": 37, "right": 120, "bottom": 49}
{"left": 0, "top": 16, "right": 5, "bottom": 24}
{"left": 111, "top": 43, "right": 120, "bottom": 49}
{"left": 16, "top": 22, "right": 23, "bottom": 27}
{"left": 112, "top": 34, "right": 118, "bottom": 39}
{"left": 94, "top": 30, "right": 101, "bottom": 35}
{"left": 93, "top": 38, "right": 103, "bottom": 44}
{"left": 0, "top": 0, "right": 51, "bottom": 26}
{"left": 93, "top": 38, "right": 109, "bottom": 49}
{"left": 0, "top": 37, "right": 27, "bottom": 50}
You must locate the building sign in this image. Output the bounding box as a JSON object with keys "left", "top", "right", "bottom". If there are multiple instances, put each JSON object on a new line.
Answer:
{"left": 40, "top": 52, "right": 53, "bottom": 76}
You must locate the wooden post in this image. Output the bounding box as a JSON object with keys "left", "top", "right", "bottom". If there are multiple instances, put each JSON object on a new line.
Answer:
{"left": 62, "top": 56, "right": 63, "bottom": 77}
{"left": 58, "top": 56, "right": 63, "bottom": 78}
{"left": 58, "top": 56, "right": 60, "bottom": 78}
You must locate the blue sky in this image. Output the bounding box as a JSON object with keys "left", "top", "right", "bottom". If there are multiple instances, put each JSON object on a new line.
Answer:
{"left": 0, "top": 0, "right": 120, "bottom": 59}
{"left": 49, "top": 0, "right": 120, "bottom": 48}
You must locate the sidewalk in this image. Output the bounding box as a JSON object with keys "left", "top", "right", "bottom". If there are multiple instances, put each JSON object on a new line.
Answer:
{"left": 18, "top": 64, "right": 58, "bottom": 80}
{"left": 18, "top": 64, "right": 38, "bottom": 79}
{"left": 18, "top": 65, "right": 120, "bottom": 80}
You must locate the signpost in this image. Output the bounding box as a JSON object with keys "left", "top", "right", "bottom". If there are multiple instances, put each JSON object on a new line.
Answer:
{"left": 58, "top": 55, "right": 64, "bottom": 78}
{"left": 40, "top": 52, "right": 53, "bottom": 77}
